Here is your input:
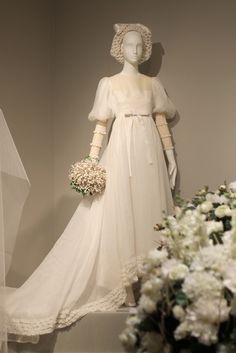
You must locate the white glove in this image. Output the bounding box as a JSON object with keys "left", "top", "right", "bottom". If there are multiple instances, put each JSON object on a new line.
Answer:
{"left": 89, "top": 120, "right": 107, "bottom": 162}
{"left": 154, "top": 113, "right": 177, "bottom": 189}
{"left": 165, "top": 149, "right": 177, "bottom": 189}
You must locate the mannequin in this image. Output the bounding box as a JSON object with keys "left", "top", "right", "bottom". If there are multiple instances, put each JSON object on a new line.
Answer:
{"left": 3, "top": 23, "right": 177, "bottom": 343}
{"left": 89, "top": 30, "right": 176, "bottom": 188}
{"left": 89, "top": 29, "right": 177, "bottom": 304}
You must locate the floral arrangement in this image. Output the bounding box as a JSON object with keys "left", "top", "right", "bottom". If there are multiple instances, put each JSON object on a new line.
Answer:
{"left": 120, "top": 182, "right": 236, "bottom": 353}
{"left": 68, "top": 157, "right": 106, "bottom": 196}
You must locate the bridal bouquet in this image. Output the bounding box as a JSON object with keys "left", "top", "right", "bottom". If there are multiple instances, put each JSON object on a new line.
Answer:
{"left": 120, "top": 183, "right": 236, "bottom": 353}
{"left": 68, "top": 157, "right": 106, "bottom": 196}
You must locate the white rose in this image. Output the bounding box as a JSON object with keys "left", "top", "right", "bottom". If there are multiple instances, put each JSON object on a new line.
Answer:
{"left": 219, "top": 184, "right": 227, "bottom": 192}
{"left": 172, "top": 305, "right": 186, "bottom": 321}
{"left": 190, "top": 244, "right": 228, "bottom": 275}
{"left": 175, "top": 320, "right": 218, "bottom": 345}
{"left": 183, "top": 272, "right": 223, "bottom": 300}
{"left": 219, "top": 195, "right": 228, "bottom": 204}
{"left": 141, "top": 281, "right": 153, "bottom": 294}
{"left": 229, "top": 181, "right": 236, "bottom": 193}
{"left": 141, "top": 278, "right": 163, "bottom": 297}
{"left": 222, "top": 231, "right": 232, "bottom": 245}
{"left": 126, "top": 315, "right": 141, "bottom": 327}
{"left": 169, "top": 264, "right": 189, "bottom": 280}
{"left": 119, "top": 331, "right": 137, "bottom": 347}
{"left": 162, "top": 259, "right": 189, "bottom": 281}
{"left": 139, "top": 295, "right": 156, "bottom": 313}
{"left": 174, "top": 320, "right": 189, "bottom": 340}
{"left": 215, "top": 205, "right": 232, "bottom": 218}
{"left": 223, "top": 261, "right": 236, "bottom": 293}
{"left": 198, "top": 188, "right": 207, "bottom": 196}
{"left": 191, "top": 297, "right": 230, "bottom": 324}
{"left": 200, "top": 201, "right": 213, "bottom": 213}
{"left": 206, "top": 193, "right": 228, "bottom": 205}
{"left": 206, "top": 220, "right": 223, "bottom": 236}
{"left": 146, "top": 248, "right": 168, "bottom": 266}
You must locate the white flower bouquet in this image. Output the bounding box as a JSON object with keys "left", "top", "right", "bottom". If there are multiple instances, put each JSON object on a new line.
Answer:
{"left": 68, "top": 156, "right": 106, "bottom": 196}
{"left": 120, "top": 183, "right": 236, "bottom": 353}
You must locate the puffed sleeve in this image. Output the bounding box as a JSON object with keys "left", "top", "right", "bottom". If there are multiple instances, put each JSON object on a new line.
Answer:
{"left": 151, "top": 76, "right": 176, "bottom": 119}
{"left": 88, "top": 77, "right": 114, "bottom": 122}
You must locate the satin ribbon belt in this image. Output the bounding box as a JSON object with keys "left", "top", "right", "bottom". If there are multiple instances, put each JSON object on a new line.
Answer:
{"left": 125, "top": 113, "right": 152, "bottom": 118}
{"left": 124, "top": 113, "right": 153, "bottom": 177}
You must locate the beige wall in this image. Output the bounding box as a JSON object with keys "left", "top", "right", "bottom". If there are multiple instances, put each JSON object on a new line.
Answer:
{"left": 1, "top": 0, "right": 236, "bottom": 283}
{"left": 0, "top": 0, "right": 54, "bottom": 285}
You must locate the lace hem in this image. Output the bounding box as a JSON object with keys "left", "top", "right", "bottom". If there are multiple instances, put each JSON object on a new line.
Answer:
{"left": 6, "top": 255, "right": 145, "bottom": 339}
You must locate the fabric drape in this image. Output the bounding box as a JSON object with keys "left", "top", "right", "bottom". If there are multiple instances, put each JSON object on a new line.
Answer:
{"left": 0, "top": 109, "right": 30, "bottom": 351}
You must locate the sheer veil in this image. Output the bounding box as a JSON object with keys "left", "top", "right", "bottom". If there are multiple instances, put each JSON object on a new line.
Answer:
{"left": 0, "top": 109, "right": 31, "bottom": 352}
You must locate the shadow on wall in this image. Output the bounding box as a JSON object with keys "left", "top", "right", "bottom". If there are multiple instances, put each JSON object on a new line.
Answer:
{"left": 140, "top": 42, "right": 164, "bottom": 76}
{"left": 141, "top": 42, "right": 181, "bottom": 200}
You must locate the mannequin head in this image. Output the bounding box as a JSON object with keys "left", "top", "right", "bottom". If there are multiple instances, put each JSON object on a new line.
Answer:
{"left": 110, "top": 23, "right": 152, "bottom": 65}
{"left": 121, "top": 31, "right": 143, "bottom": 65}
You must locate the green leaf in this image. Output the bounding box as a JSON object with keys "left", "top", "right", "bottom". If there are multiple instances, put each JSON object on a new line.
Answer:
{"left": 175, "top": 290, "right": 188, "bottom": 308}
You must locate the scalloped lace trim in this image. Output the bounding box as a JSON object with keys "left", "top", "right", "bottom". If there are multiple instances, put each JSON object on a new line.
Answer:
{"left": 6, "top": 255, "right": 145, "bottom": 339}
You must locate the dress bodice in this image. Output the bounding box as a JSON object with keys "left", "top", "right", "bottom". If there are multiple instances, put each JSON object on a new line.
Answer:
{"left": 88, "top": 72, "right": 176, "bottom": 122}
{"left": 108, "top": 73, "right": 154, "bottom": 117}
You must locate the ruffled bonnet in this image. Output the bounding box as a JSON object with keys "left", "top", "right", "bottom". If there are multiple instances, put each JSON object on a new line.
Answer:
{"left": 110, "top": 23, "right": 152, "bottom": 64}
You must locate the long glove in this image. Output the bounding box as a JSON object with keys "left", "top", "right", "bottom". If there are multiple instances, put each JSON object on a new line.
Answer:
{"left": 89, "top": 120, "right": 107, "bottom": 162}
{"left": 154, "top": 113, "right": 177, "bottom": 189}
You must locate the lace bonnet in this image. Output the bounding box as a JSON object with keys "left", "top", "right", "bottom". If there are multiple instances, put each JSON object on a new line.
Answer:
{"left": 110, "top": 23, "right": 152, "bottom": 64}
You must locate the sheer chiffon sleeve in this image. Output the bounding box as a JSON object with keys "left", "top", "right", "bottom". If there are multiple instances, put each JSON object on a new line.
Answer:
{"left": 88, "top": 77, "right": 114, "bottom": 122}
{"left": 151, "top": 76, "right": 176, "bottom": 119}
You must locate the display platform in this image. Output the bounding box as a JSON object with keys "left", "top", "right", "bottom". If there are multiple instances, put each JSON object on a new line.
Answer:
{"left": 8, "top": 308, "right": 129, "bottom": 353}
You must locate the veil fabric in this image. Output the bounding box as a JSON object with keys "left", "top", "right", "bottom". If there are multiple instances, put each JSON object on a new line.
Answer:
{"left": 0, "top": 109, "right": 30, "bottom": 352}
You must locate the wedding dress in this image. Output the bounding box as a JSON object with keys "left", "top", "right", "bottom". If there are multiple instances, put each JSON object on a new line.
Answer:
{"left": 3, "top": 72, "right": 176, "bottom": 342}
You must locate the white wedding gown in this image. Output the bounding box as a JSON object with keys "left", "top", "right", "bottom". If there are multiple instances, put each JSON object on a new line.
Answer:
{"left": 4, "top": 72, "right": 176, "bottom": 342}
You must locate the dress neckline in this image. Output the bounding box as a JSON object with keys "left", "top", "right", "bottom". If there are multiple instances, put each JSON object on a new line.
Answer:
{"left": 118, "top": 71, "right": 141, "bottom": 77}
